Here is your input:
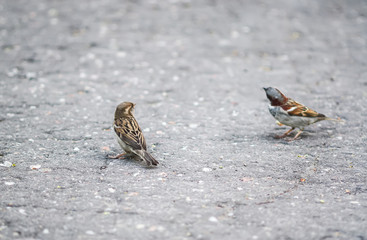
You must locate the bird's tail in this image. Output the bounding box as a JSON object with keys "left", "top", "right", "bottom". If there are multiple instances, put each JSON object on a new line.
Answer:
{"left": 142, "top": 151, "right": 159, "bottom": 166}
{"left": 321, "top": 117, "right": 344, "bottom": 123}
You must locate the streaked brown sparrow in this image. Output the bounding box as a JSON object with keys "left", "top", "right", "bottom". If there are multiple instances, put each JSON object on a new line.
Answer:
{"left": 109, "top": 102, "right": 159, "bottom": 166}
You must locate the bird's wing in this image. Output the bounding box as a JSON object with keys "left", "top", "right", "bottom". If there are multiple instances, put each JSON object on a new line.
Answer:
{"left": 281, "top": 99, "right": 325, "bottom": 118}
{"left": 114, "top": 117, "right": 147, "bottom": 150}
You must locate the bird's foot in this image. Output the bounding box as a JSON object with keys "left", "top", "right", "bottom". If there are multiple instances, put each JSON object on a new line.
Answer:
{"left": 274, "top": 128, "right": 295, "bottom": 139}
{"left": 286, "top": 130, "right": 303, "bottom": 142}
{"left": 108, "top": 153, "right": 126, "bottom": 159}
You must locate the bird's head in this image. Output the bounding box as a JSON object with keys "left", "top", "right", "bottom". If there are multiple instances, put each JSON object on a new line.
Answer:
{"left": 115, "top": 102, "right": 135, "bottom": 119}
{"left": 263, "top": 87, "right": 288, "bottom": 106}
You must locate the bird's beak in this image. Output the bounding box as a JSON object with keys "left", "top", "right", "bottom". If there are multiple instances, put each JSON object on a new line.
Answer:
{"left": 263, "top": 87, "right": 269, "bottom": 91}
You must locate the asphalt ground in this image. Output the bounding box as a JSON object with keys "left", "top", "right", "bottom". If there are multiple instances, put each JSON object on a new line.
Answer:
{"left": 0, "top": 0, "right": 367, "bottom": 239}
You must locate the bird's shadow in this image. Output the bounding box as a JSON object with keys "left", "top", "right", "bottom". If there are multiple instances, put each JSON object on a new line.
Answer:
{"left": 100, "top": 152, "right": 161, "bottom": 169}
{"left": 264, "top": 128, "right": 317, "bottom": 144}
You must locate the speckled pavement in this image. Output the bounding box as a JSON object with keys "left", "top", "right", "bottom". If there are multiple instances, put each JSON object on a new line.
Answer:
{"left": 1, "top": 0, "right": 367, "bottom": 239}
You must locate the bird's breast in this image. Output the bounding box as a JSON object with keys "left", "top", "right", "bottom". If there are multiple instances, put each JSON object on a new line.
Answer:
{"left": 268, "top": 105, "right": 279, "bottom": 118}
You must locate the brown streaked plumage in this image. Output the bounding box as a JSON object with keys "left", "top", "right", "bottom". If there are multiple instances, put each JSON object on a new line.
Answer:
{"left": 110, "top": 102, "right": 158, "bottom": 166}
{"left": 263, "top": 87, "right": 342, "bottom": 141}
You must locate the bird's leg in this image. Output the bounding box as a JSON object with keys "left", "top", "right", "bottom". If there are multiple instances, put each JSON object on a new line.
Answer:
{"left": 108, "top": 153, "right": 126, "bottom": 159}
{"left": 274, "top": 127, "right": 295, "bottom": 139}
{"left": 288, "top": 129, "right": 303, "bottom": 141}
{"left": 288, "top": 129, "right": 303, "bottom": 142}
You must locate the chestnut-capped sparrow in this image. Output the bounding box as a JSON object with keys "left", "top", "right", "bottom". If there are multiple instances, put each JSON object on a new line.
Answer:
{"left": 109, "top": 102, "right": 159, "bottom": 166}
{"left": 263, "top": 87, "right": 342, "bottom": 141}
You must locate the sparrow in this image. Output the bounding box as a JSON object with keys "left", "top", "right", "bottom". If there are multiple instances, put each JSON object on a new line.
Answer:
{"left": 263, "top": 87, "right": 342, "bottom": 141}
{"left": 109, "top": 102, "right": 159, "bottom": 166}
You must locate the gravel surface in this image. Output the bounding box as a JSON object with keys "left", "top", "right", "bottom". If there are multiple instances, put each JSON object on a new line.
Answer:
{"left": 1, "top": 0, "right": 367, "bottom": 239}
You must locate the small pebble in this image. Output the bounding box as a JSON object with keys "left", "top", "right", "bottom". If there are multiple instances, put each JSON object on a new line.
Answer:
{"left": 136, "top": 224, "right": 145, "bottom": 229}
{"left": 117, "top": 51, "right": 126, "bottom": 58}
{"left": 30, "top": 164, "right": 41, "bottom": 170}
{"left": 19, "top": 209, "right": 26, "bottom": 215}
{"left": 0, "top": 161, "right": 13, "bottom": 167}
{"left": 85, "top": 230, "right": 95, "bottom": 235}
{"left": 242, "top": 26, "right": 251, "bottom": 33}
